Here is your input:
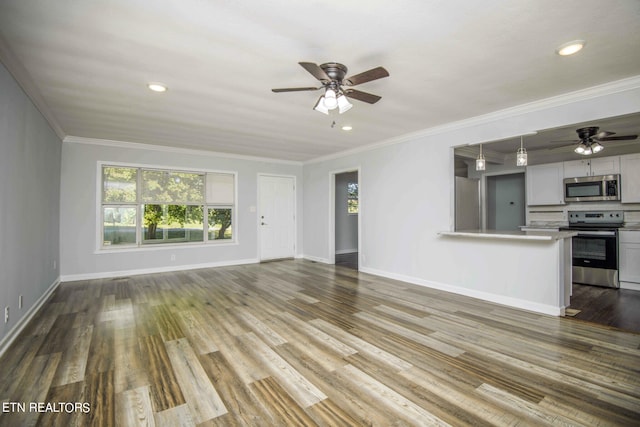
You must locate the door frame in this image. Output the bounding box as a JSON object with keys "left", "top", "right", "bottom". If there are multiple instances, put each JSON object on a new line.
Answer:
{"left": 329, "top": 167, "right": 361, "bottom": 267}
{"left": 257, "top": 173, "right": 297, "bottom": 261}
{"left": 481, "top": 170, "right": 526, "bottom": 230}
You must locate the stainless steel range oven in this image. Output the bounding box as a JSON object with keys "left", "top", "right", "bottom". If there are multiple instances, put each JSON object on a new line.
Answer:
{"left": 562, "top": 210, "right": 623, "bottom": 288}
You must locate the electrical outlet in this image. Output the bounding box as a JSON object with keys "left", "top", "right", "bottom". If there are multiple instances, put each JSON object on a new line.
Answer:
{"left": 170, "top": 254, "right": 176, "bottom": 261}
{"left": 4, "top": 307, "right": 8, "bottom": 323}
{"left": 19, "top": 295, "right": 23, "bottom": 309}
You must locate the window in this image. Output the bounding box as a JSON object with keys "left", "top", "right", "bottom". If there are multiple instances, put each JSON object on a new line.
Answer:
{"left": 347, "top": 182, "right": 359, "bottom": 214}
{"left": 101, "top": 165, "right": 235, "bottom": 248}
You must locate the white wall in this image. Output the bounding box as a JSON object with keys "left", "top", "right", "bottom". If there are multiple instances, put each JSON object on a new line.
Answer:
{"left": 0, "top": 63, "right": 61, "bottom": 344}
{"left": 335, "top": 171, "right": 358, "bottom": 254}
{"left": 303, "top": 77, "right": 640, "bottom": 314}
{"left": 59, "top": 139, "right": 303, "bottom": 279}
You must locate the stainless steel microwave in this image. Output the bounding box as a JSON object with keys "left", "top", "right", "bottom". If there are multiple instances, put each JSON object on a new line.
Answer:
{"left": 564, "top": 174, "right": 620, "bottom": 202}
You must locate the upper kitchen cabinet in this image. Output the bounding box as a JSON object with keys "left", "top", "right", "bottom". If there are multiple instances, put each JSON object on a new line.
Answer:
{"left": 526, "top": 162, "right": 564, "bottom": 206}
{"left": 621, "top": 153, "right": 640, "bottom": 203}
{"left": 563, "top": 156, "right": 620, "bottom": 178}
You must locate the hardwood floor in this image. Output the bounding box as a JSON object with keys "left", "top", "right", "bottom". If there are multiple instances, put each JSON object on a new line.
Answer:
{"left": 1, "top": 259, "right": 639, "bottom": 426}
{"left": 568, "top": 284, "right": 640, "bottom": 333}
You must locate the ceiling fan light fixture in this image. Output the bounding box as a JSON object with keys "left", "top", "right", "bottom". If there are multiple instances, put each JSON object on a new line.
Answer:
{"left": 556, "top": 40, "right": 585, "bottom": 56}
{"left": 337, "top": 94, "right": 353, "bottom": 114}
{"left": 574, "top": 143, "right": 586, "bottom": 155}
{"left": 591, "top": 142, "right": 604, "bottom": 153}
{"left": 314, "top": 96, "right": 329, "bottom": 114}
{"left": 323, "top": 88, "right": 338, "bottom": 110}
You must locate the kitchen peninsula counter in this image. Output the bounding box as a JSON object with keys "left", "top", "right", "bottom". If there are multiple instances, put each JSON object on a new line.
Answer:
{"left": 437, "top": 228, "right": 575, "bottom": 316}
{"left": 439, "top": 229, "right": 577, "bottom": 241}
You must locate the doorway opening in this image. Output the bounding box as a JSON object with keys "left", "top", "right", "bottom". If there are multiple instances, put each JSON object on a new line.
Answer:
{"left": 484, "top": 172, "right": 525, "bottom": 231}
{"left": 332, "top": 170, "right": 359, "bottom": 270}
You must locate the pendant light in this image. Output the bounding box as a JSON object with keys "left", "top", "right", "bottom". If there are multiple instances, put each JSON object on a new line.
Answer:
{"left": 516, "top": 135, "right": 528, "bottom": 166}
{"left": 476, "top": 144, "right": 486, "bottom": 171}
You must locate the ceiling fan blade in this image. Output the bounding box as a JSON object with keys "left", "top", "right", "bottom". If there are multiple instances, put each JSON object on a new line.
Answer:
{"left": 298, "top": 62, "right": 331, "bottom": 82}
{"left": 548, "top": 139, "right": 579, "bottom": 145}
{"left": 272, "top": 87, "right": 321, "bottom": 93}
{"left": 344, "top": 89, "right": 382, "bottom": 104}
{"left": 595, "top": 130, "right": 615, "bottom": 138}
{"left": 548, "top": 143, "right": 579, "bottom": 152}
{"left": 344, "top": 66, "right": 389, "bottom": 86}
{"left": 597, "top": 135, "right": 638, "bottom": 141}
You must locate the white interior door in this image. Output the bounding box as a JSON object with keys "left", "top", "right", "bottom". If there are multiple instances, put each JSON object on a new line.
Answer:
{"left": 259, "top": 175, "right": 295, "bottom": 260}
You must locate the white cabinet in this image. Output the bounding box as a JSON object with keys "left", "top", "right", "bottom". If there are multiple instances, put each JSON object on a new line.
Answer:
{"left": 620, "top": 153, "right": 640, "bottom": 203}
{"left": 619, "top": 230, "right": 640, "bottom": 286}
{"left": 563, "top": 159, "right": 590, "bottom": 178}
{"left": 563, "top": 156, "right": 619, "bottom": 178}
{"left": 526, "top": 162, "right": 564, "bottom": 206}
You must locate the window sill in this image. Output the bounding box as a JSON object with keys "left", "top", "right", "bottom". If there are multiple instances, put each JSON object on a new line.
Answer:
{"left": 95, "top": 240, "right": 238, "bottom": 254}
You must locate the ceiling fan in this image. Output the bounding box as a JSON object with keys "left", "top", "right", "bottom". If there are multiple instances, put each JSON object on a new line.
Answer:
{"left": 551, "top": 126, "right": 638, "bottom": 155}
{"left": 272, "top": 62, "right": 389, "bottom": 114}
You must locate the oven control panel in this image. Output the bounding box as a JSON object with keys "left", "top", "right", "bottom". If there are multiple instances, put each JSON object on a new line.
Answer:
{"left": 568, "top": 210, "right": 623, "bottom": 226}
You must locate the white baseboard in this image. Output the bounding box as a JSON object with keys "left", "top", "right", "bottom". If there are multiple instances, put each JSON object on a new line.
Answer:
{"left": 0, "top": 277, "right": 61, "bottom": 358}
{"left": 359, "top": 266, "right": 564, "bottom": 317}
{"left": 302, "top": 254, "right": 332, "bottom": 264}
{"left": 60, "top": 258, "right": 260, "bottom": 282}
{"left": 620, "top": 281, "right": 640, "bottom": 291}
{"left": 335, "top": 249, "right": 358, "bottom": 255}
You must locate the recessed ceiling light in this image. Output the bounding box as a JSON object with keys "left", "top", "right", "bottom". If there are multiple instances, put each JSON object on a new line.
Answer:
{"left": 341, "top": 125, "right": 353, "bottom": 131}
{"left": 556, "top": 40, "right": 585, "bottom": 56}
{"left": 147, "top": 82, "right": 168, "bottom": 92}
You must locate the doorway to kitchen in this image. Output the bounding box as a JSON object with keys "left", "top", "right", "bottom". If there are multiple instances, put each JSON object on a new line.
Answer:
{"left": 484, "top": 172, "right": 525, "bottom": 230}
{"left": 331, "top": 169, "right": 359, "bottom": 270}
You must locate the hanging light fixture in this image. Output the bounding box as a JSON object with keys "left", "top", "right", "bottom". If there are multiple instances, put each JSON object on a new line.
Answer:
{"left": 476, "top": 144, "right": 486, "bottom": 171}
{"left": 516, "top": 135, "right": 528, "bottom": 166}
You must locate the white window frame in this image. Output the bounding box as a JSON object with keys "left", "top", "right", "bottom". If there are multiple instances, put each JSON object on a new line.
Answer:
{"left": 96, "top": 161, "right": 237, "bottom": 252}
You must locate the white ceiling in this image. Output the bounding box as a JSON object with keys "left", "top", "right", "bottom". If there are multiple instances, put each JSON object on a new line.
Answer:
{"left": 1, "top": 0, "right": 639, "bottom": 162}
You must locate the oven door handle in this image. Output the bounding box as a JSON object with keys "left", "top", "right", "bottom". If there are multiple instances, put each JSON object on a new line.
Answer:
{"left": 574, "top": 230, "right": 617, "bottom": 237}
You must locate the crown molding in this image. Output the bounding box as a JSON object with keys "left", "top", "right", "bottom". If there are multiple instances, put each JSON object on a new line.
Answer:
{"left": 63, "top": 135, "right": 303, "bottom": 166}
{"left": 305, "top": 75, "right": 640, "bottom": 164}
{"left": 0, "top": 35, "right": 66, "bottom": 141}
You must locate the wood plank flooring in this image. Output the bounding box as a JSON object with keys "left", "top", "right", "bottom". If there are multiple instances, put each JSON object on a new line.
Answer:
{"left": 1, "top": 259, "right": 639, "bottom": 426}
{"left": 568, "top": 284, "right": 640, "bottom": 332}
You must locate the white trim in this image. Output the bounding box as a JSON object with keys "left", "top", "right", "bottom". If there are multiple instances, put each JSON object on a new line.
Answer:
{"left": 305, "top": 75, "right": 640, "bottom": 164}
{"left": 336, "top": 249, "right": 358, "bottom": 255}
{"left": 329, "top": 167, "right": 361, "bottom": 267}
{"left": 0, "top": 37, "right": 66, "bottom": 141}
{"left": 60, "top": 258, "right": 259, "bottom": 282}
{"left": 620, "top": 281, "right": 640, "bottom": 291}
{"left": 359, "top": 266, "right": 564, "bottom": 316}
{"left": 66, "top": 136, "right": 302, "bottom": 165}
{"left": 302, "top": 254, "right": 332, "bottom": 264}
{"left": 0, "top": 277, "right": 61, "bottom": 358}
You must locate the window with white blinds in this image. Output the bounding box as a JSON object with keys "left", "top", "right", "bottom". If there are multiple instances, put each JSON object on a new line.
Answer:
{"left": 100, "top": 164, "right": 235, "bottom": 248}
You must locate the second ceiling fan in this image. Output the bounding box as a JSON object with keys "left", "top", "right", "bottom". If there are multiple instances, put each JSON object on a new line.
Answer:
{"left": 272, "top": 62, "right": 389, "bottom": 114}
